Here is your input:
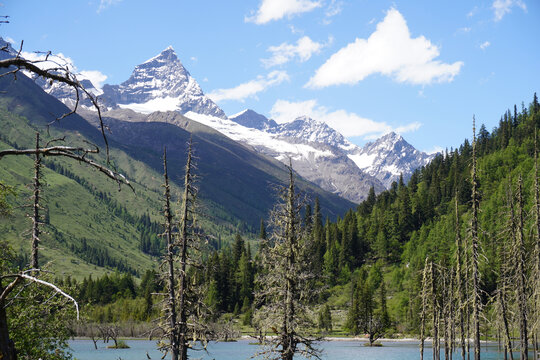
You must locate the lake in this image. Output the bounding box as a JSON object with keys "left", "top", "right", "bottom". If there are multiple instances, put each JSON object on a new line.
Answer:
{"left": 69, "top": 339, "right": 526, "bottom": 360}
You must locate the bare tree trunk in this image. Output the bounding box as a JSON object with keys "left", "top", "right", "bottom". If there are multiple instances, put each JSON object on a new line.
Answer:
{"left": 450, "top": 269, "right": 455, "bottom": 360}
{"left": 177, "top": 138, "right": 194, "bottom": 360}
{"left": 515, "top": 176, "right": 528, "bottom": 360}
{"left": 465, "top": 238, "right": 471, "bottom": 360}
{"left": 455, "top": 196, "right": 466, "bottom": 360}
{"left": 533, "top": 129, "right": 540, "bottom": 360}
{"left": 431, "top": 261, "right": 440, "bottom": 360}
{"left": 471, "top": 117, "right": 481, "bottom": 360}
{"left": 498, "top": 290, "right": 514, "bottom": 360}
{"left": 31, "top": 132, "right": 42, "bottom": 269}
{"left": 443, "top": 269, "right": 451, "bottom": 360}
{"left": 162, "top": 148, "right": 179, "bottom": 360}
{"left": 421, "top": 257, "right": 429, "bottom": 360}
{"left": 282, "top": 164, "right": 298, "bottom": 360}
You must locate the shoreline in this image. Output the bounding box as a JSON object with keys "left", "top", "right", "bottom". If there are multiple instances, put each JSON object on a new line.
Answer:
{"left": 73, "top": 335, "right": 497, "bottom": 345}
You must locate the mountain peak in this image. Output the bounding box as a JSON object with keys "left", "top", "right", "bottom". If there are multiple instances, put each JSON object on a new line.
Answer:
{"left": 102, "top": 47, "right": 226, "bottom": 118}
{"left": 380, "top": 131, "right": 403, "bottom": 142}
{"left": 229, "top": 109, "right": 277, "bottom": 130}
{"left": 349, "top": 132, "right": 434, "bottom": 188}
{"left": 142, "top": 46, "right": 180, "bottom": 65}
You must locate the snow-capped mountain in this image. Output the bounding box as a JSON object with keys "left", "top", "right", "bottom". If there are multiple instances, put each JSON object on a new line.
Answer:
{"left": 348, "top": 132, "right": 435, "bottom": 188}
{"left": 102, "top": 47, "right": 226, "bottom": 119}
{"left": 270, "top": 116, "right": 356, "bottom": 151}
{"left": 229, "top": 109, "right": 277, "bottom": 131}
{"left": 28, "top": 44, "right": 433, "bottom": 203}
{"left": 36, "top": 77, "right": 106, "bottom": 110}
{"left": 227, "top": 109, "right": 434, "bottom": 193}
{"left": 183, "top": 110, "right": 385, "bottom": 203}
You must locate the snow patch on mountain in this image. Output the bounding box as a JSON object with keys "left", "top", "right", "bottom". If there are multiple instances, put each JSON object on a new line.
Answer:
{"left": 348, "top": 131, "right": 435, "bottom": 188}
{"left": 185, "top": 111, "right": 334, "bottom": 160}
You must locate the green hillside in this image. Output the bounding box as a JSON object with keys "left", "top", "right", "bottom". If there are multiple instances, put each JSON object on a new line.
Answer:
{"left": 0, "top": 72, "right": 354, "bottom": 279}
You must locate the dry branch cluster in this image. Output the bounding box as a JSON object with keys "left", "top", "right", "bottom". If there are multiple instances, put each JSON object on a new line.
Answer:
{"left": 419, "top": 121, "right": 540, "bottom": 360}
{"left": 154, "top": 140, "right": 210, "bottom": 360}
{"left": 253, "top": 163, "right": 322, "bottom": 360}
{"left": 0, "top": 42, "right": 131, "bottom": 360}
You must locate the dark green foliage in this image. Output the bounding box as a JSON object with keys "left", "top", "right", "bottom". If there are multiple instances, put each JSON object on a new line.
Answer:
{"left": 7, "top": 280, "right": 75, "bottom": 360}
{"left": 77, "top": 272, "right": 137, "bottom": 305}
{"left": 204, "top": 237, "right": 255, "bottom": 314}
{"left": 318, "top": 304, "right": 332, "bottom": 332}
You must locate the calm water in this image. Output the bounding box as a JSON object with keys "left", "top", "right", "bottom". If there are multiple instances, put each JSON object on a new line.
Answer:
{"left": 68, "top": 339, "right": 525, "bottom": 360}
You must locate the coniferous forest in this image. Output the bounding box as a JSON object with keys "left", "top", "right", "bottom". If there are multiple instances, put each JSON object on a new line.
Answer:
{"left": 1, "top": 44, "right": 540, "bottom": 360}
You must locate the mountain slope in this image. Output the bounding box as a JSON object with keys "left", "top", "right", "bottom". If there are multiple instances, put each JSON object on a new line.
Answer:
{"left": 0, "top": 72, "right": 354, "bottom": 278}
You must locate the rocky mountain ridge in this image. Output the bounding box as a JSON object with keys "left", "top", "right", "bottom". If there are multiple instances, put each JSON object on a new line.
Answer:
{"left": 22, "top": 43, "right": 434, "bottom": 203}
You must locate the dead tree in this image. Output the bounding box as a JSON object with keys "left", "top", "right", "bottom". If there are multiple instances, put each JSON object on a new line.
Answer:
{"left": 494, "top": 182, "right": 516, "bottom": 360}
{"left": 161, "top": 147, "right": 179, "bottom": 360}
{"left": 470, "top": 116, "right": 481, "bottom": 360}
{"left": 454, "top": 195, "right": 467, "bottom": 360}
{"left": 158, "top": 138, "right": 207, "bottom": 360}
{"left": 0, "top": 42, "right": 111, "bottom": 158}
{"left": 254, "top": 161, "right": 321, "bottom": 360}
{"left": 176, "top": 139, "right": 194, "bottom": 360}
{"left": 420, "top": 257, "right": 429, "bottom": 360}
{"left": 514, "top": 176, "right": 528, "bottom": 360}
{"left": 0, "top": 132, "right": 131, "bottom": 267}
{"left": 0, "top": 134, "right": 130, "bottom": 360}
{"left": 0, "top": 40, "right": 130, "bottom": 360}
{"left": 533, "top": 129, "right": 540, "bottom": 359}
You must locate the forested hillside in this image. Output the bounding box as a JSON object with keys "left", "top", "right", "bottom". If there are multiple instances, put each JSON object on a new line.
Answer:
{"left": 66, "top": 93, "right": 540, "bottom": 356}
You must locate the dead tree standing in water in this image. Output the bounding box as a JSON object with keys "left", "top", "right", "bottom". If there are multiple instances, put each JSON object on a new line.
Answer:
{"left": 455, "top": 195, "right": 467, "bottom": 360}
{"left": 254, "top": 162, "right": 321, "bottom": 360}
{"left": 470, "top": 116, "right": 481, "bottom": 360}
{"left": 532, "top": 129, "right": 540, "bottom": 359}
{"left": 158, "top": 138, "right": 206, "bottom": 360}
{"left": 514, "top": 177, "right": 528, "bottom": 360}
{"left": 161, "top": 148, "right": 179, "bottom": 360}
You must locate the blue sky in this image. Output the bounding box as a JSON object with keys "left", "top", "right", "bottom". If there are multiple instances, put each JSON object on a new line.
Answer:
{"left": 3, "top": 0, "right": 539, "bottom": 153}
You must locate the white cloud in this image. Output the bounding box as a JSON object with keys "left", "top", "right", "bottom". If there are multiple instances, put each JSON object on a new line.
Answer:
{"left": 306, "top": 8, "right": 463, "bottom": 88}
{"left": 246, "top": 0, "right": 321, "bottom": 25}
{"left": 79, "top": 70, "right": 108, "bottom": 89}
{"left": 325, "top": 0, "right": 343, "bottom": 18}
{"left": 4, "top": 36, "right": 15, "bottom": 44}
{"left": 21, "top": 51, "right": 108, "bottom": 89}
{"left": 323, "top": 0, "right": 343, "bottom": 24}
{"left": 270, "top": 99, "right": 421, "bottom": 138}
{"left": 190, "top": 56, "right": 198, "bottom": 62}
{"left": 262, "top": 36, "right": 330, "bottom": 67}
{"left": 458, "top": 27, "right": 472, "bottom": 33}
{"left": 208, "top": 71, "right": 289, "bottom": 103}
{"left": 492, "top": 0, "right": 527, "bottom": 21}
{"left": 479, "top": 41, "right": 491, "bottom": 50}
{"left": 289, "top": 25, "right": 303, "bottom": 35}
{"left": 97, "top": 0, "right": 122, "bottom": 13}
